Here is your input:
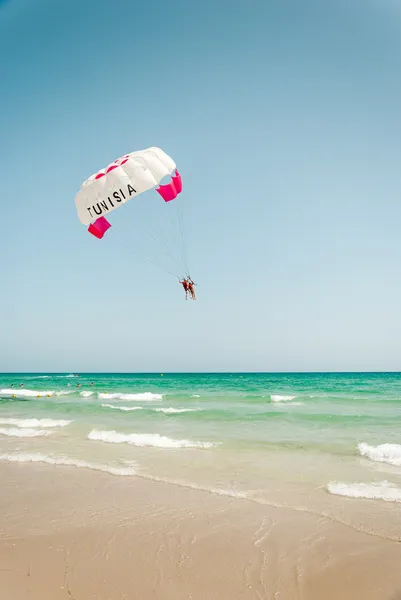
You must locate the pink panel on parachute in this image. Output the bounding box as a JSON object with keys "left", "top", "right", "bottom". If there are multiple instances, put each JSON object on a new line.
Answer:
{"left": 173, "top": 171, "right": 182, "bottom": 193}
{"left": 156, "top": 170, "right": 183, "bottom": 202}
{"left": 88, "top": 216, "right": 111, "bottom": 239}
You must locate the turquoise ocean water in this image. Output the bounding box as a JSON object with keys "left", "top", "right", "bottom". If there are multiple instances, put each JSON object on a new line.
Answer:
{"left": 1, "top": 373, "right": 400, "bottom": 538}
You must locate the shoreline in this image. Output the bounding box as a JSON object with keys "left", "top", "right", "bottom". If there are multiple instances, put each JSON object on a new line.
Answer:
{"left": 1, "top": 462, "right": 401, "bottom": 600}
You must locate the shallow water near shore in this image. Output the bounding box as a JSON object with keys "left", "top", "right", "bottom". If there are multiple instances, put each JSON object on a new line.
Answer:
{"left": 1, "top": 372, "right": 400, "bottom": 540}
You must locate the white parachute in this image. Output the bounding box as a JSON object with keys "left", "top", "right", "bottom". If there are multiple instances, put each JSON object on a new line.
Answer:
{"left": 75, "top": 146, "right": 182, "bottom": 230}
{"left": 74, "top": 146, "right": 190, "bottom": 280}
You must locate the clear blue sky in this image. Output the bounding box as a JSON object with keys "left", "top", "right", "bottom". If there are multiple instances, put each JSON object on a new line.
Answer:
{"left": 1, "top": 0, "right": 400, "bottom": 372}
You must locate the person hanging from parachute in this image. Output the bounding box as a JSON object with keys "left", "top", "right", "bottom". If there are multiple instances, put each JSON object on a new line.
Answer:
{"left": 187, "top": 276, "right": 196, "bottom": 300}
{"left": 74, "top": 146, "right": 197, "bottom": 300}
{"left": 179, "top": 276, "right": 197, "bottom": 300}
{"left": 180, "top": 278, "right": 189, "bottom": 300}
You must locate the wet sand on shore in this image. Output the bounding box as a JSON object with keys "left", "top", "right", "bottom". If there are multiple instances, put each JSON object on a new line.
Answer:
{"left": 1, "top": 463, "right": 400, "bottom": 600}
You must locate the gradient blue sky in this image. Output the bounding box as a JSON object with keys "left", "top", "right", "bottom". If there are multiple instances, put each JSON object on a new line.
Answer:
{"left": 1, "top": 0, "right": 400, "bottom": 372}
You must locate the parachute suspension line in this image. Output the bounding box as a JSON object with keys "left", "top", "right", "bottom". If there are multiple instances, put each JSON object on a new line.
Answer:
{"left": 165, "top": 199, "right": 189, "bottom": 277}
{"left": 109, "top": 228, "right": 180, "bottom": 278}
{"left": 122, "top": 196, "right": 183, "bottom": 276}
{"left": 165, "top": 202, "right": 185, "bottom": 274}
{"left": 144, "top": 223, "right": 185, "bottom": 277}
{"left": 107, "top": 196, "right": 184, "bottom": 278}
{"left": 175, "top": 202, "right": 189, "bottom": 277}
{"left": 176, "top": 201, "right": 189, "bottom": 276}
{"left": 141, "top": 221, "right": 182, "bottom": 275}
{"left": 144, "top": 198, "right": 188, "bottom": 277}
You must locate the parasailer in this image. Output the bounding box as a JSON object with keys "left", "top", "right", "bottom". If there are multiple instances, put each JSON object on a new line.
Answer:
{"left": 75, "top": 146, "right": 196, "bottom": 298}
{"left": 178, "top": 277, "right": 196, "bottom": 300}
{"left": 179, "top": 277, "right": 196, "bottom": 300}
{"left": 187, "top": 277, "right": 197, "bottom": 300}
{"left": 180, "top": 278, "right": 189, "bottom": 300}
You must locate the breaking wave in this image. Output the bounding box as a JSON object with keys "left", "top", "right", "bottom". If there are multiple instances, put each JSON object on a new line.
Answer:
{"left": 88, "top": 429, "right": 217, "bottom": 449}
{"left": 98, "top": 392, "right": 163, "bottom": 401}
{"left": 270, "top": 395, "right": 297, "bottom": 402}
{"left": 153, "top": 407, "right": 201, "bottom": 414}
{"left": 0, "top": 427, "right": 50, "bottom": 438}
{"left": 0, "top": 453, "right": 136, "bottom": 476}
{"left": 0, "top": 418, "right": 71, "bottom": 428}
{"left": 0, "top": 388, "right": 55, "bottom": 398}
{"left": 327, "top": 481, "right": 401, "bottom": 503}
{"left": 101, "top": 404, "right": 200, "bottom": 414}
{"left": 0, "top": 387, "right": 90, "bottom": 399}
{"left": 358, "top": 443, "right": 401, "bottom": 467}
{"left": 101, "top": 404, "right": 144, "bottom": 412}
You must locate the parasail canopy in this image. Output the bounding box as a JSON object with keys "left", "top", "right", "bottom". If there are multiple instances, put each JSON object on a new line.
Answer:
{"left": 75, "top": 146, "right": 182, "bottom": 238}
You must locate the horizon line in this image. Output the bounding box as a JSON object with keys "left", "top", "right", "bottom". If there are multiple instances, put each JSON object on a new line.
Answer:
{"left": 2, "top": 371, "right": 401, "bottom": 375}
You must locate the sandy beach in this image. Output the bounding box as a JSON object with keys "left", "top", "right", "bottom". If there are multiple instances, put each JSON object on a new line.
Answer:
{"left": 2, "top": 0, "right": 401, "bottom": 594}
{"left": 1, "top": 462, "right": 400, "bottom": 600}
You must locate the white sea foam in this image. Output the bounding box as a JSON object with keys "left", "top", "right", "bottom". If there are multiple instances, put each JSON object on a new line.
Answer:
{"left": 80, "top": 391, "right": 93, "bottom": 398}
{"left": 98, "top": 392, "right": 163, "bottom": 401}
{"left": 0, "top": 453, "right": 136, "bottom": 476}
{"left": 191, "top": 394, "right": 201, "bottom": 398}
{"left": 358, "top": 443, "right": 401, "bottom": 467}
{"left": 327, "top": 481, "right": 401, "bottom": 503}
{"left": 101, "top": 404, "right": 144, "bottom": 412}
{"left": 88, "top": 429, "right": 217, "bottom": 449}
{"left": 270, "top": 395, "right": 297, "bottom": 402}
{"left": 140, "top": 473, "right": 251, "bottom": 500}
{"left": 0, "top": 427, "right": 50, "bottom": 438}
{"left": 0, "top": 418, "right": 71, "bottom": 428}
{"left": 207, "top": 487, "right": 250, "bottom": 499}
{"left": 0, "top": 388, "right": 55, "bottom": 398}
{"left": 153, "top": 407, "right": 201, "bottom": 414}
{"left": 101, "top": 404, "right": 200, "bottom": 415}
